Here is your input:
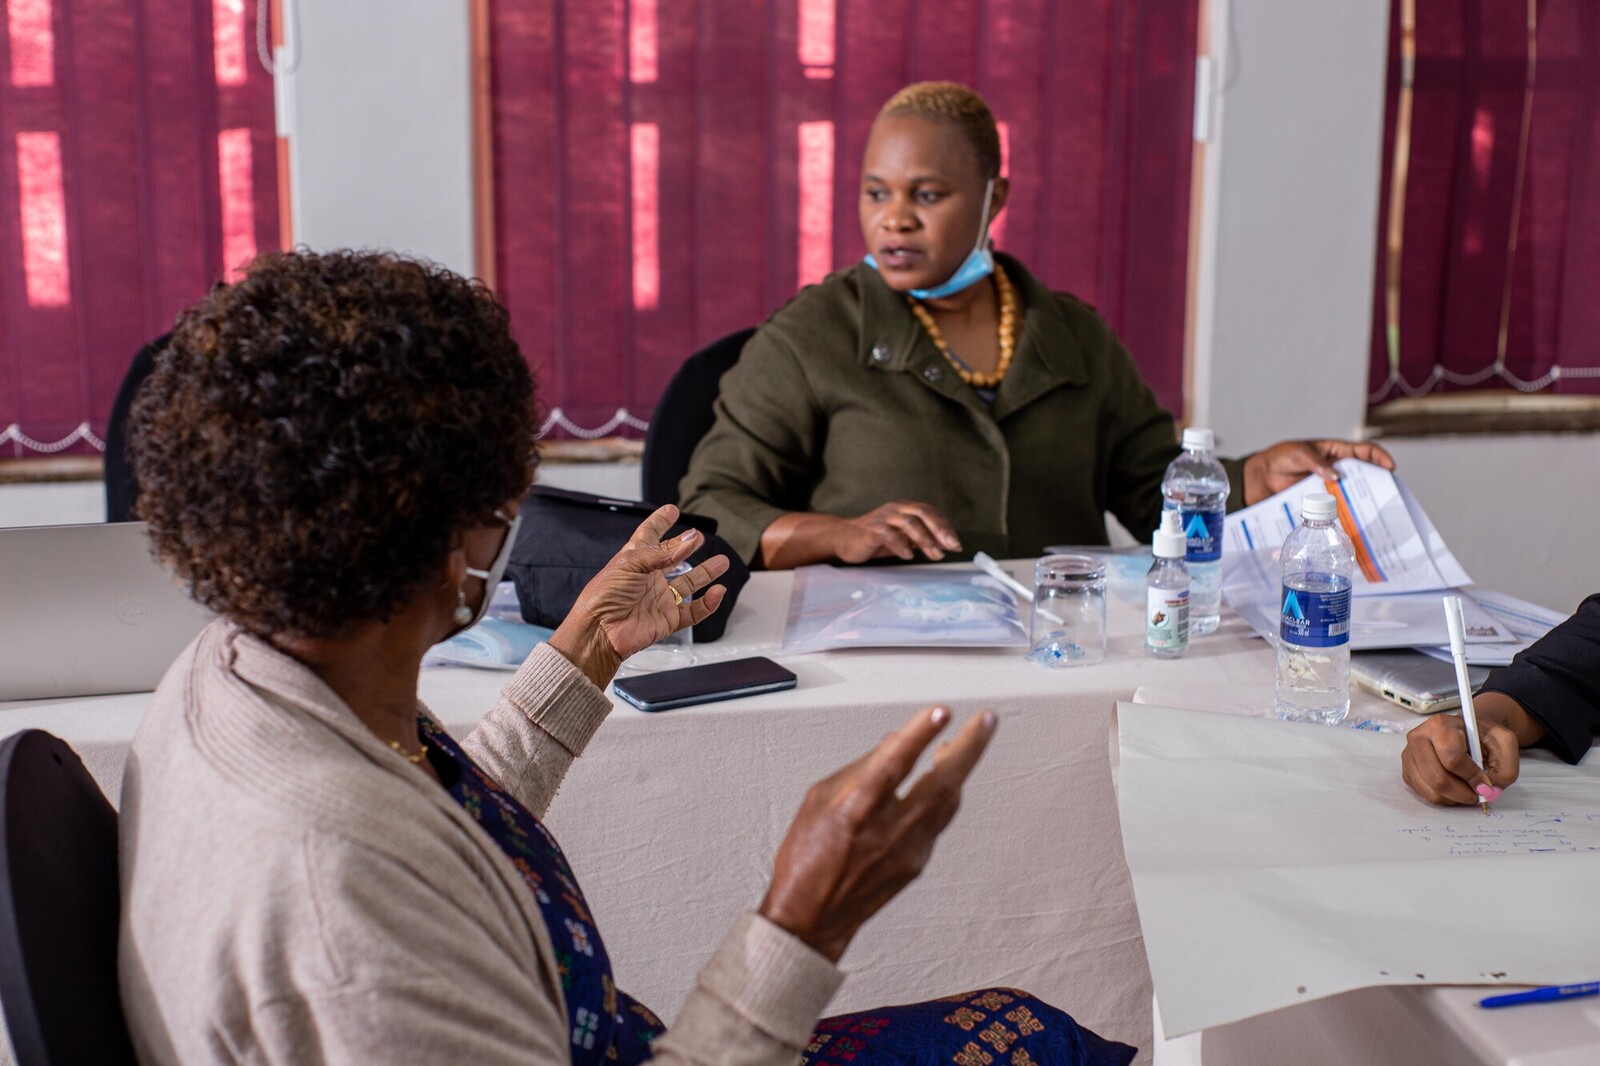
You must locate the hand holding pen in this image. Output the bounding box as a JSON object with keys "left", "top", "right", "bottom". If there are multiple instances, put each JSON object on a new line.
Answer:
{"left": 1400, "top": 599, "right": 1540, "bottom": 806}
{"left": 1400, "top": 701, "right": 1523, "bottom": 806}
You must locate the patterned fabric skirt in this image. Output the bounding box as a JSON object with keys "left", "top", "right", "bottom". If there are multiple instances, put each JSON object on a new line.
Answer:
{"left": 798, "top": 988, "right": 1136, "bottom": 1065}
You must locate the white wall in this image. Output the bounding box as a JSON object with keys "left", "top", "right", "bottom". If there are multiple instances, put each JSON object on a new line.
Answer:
{"left": 0, "top": 464, "right": 645, "bottom": 530}
{"left": 1191, "top": 0, "right": 1389, "bottom": 449}
{"left": 280, "top": 0, "right": 475, "bottom": 275}
{"left": 1379, "top": 435, "right": 1599, "bottom": 616}
{"left": 1190, "top": 0, "right": 1595, "bottom": 612}
{"left": 0, "top": 481, "right": 106, "bottom": 526}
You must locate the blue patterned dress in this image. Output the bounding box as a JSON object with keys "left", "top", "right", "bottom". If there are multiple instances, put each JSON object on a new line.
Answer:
{"left": 420, "top": 716, "right": 1134, "bottom": 1066}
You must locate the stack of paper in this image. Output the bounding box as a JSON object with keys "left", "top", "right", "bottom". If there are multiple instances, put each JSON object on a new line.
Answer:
{"left": 1220, "top": 460, "right": 1519, "bottom": 651}
{"left": 1414, "top": 588, "right": 1565, "bottom": 667}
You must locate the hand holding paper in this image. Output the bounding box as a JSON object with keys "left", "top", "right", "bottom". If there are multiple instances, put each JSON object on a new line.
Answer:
{"left": 1240, "top": 439, "right": 1396, "bottom": 504}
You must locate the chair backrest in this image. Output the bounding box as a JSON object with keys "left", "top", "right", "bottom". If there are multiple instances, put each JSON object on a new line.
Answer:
{"left": 0, "top": 731, "right": 137, "bottom": 1065}
{"left": 640, "top": 328, "right": 756, "bottom": 506}
{"left": 104, "top": 334, "right": 168, "bottom": 524}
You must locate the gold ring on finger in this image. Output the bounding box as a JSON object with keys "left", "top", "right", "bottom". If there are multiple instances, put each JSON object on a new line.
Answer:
{"left": 668, "top": 584, "right": 684, "bottom": 606}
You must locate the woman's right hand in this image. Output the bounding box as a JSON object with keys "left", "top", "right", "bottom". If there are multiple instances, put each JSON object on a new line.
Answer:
{"left": 837, "top": 500, "right": 962, "bottom": 562}
{"left": 1401, "top": 713, "right": 1518, "bottom": 806}
{"left": 758, "top": 501, "right": 962, "bottom": 569}
{"left": 1400, "top": 692, "right": 1544, "bottom": 805}
{"left": 758, "top": 706, "right": 996, "bottom": 963}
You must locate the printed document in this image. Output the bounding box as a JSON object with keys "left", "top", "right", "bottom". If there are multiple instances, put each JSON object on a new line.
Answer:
{"left": 1221, "top": 461, "right": 1512, "bottom": 648}
{"left": 1223, "top": 459, "right": 1470, "bottom": 597}
{"left": 1416, "top": 589, "right": 1570, "bottom": 667}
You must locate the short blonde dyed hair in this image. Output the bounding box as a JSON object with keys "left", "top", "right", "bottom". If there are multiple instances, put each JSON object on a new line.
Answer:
{"left": 878, "top": 81, "right": 1002, "bottom": 179}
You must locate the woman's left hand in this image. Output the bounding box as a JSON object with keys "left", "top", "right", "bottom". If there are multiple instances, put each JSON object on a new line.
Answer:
{"left": 548, "top": 505, "right": 730, "bottom": 690}
{"left": 1241, "top": 440, "right": 1397, "bottom": 505}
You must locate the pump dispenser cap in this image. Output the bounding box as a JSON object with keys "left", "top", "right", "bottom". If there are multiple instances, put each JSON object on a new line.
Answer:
{"left": 1153, "top": 509, "right": 1188, "bottom": 558}
{"left": 1301, "top": 493, "right": 1337, "bottom": 522}
{"left": 1181, "top": 427, "right": 1215, "bottom": 451}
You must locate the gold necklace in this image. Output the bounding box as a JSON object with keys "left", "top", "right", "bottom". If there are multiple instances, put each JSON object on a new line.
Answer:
{"left": 907, "top": 265, "right": 1018, "bottom": 389}
{"left": 389, "top": 739, "right": 428, "bottom": 764}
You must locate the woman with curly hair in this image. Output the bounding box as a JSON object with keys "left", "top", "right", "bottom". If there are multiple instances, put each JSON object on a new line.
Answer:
{"left": 681, "top": 81, "right": 1393, "bottom": 568}
{"left": 119, "top": 250, "right": 1133, "bottom": 1064}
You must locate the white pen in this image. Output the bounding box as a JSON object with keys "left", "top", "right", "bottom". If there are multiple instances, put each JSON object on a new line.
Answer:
{"left": 1443, "top": 595, "right": 1490, "bottom": 814}
{"left": 973, "top": 551, "right": 1065, "bottom": 625}
{"left": 973, "top": 551, "right": 1034, "bottom": 602}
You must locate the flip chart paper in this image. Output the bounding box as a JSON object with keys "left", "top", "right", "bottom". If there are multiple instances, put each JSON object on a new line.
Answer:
{"left": 1116, "top": 702, "right": 1600, "bottom": 1036}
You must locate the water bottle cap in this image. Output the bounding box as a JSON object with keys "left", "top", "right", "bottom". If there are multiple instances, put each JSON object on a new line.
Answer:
{"left": 1301, "top": 493, "right": 1337, "bottom": 522}
{"left": 1181, "top": 427, "right": 1215, "bottom": 452}
{"left": 1153, "top": 509, "right": 1187, "bottom": 558}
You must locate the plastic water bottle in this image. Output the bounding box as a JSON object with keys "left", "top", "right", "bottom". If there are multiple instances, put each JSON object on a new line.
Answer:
{"left": 1274, "top": 493, "right": 1356, "bottom": 724}
{"left": 1161, "top": 428, "right": 1229, "bottom": 636}
{"left": 1145, "top": 510, "right": 1190, "bottom": 659}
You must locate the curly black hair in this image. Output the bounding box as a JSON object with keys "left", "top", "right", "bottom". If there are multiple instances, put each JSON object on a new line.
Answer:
{"left": 130, "top": 249, "right": 538, "bottom": 639}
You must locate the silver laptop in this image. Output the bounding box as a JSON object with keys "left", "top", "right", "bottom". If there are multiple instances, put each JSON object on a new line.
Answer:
{"left": 1351, "top": 649, "right": 1492, "bottom": 715}
{"left": 0, "top": 522, "right": 213, "bottom": 701}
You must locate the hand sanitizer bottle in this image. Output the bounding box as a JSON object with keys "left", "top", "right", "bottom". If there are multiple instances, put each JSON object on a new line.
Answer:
{"left": 1146, "top": 510, "right": 1191, "bottom": 659}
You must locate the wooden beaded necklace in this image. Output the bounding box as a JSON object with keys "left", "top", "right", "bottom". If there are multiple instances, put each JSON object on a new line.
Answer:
{"left": 906, "top": 264, "right": 1018, "bottom": 389}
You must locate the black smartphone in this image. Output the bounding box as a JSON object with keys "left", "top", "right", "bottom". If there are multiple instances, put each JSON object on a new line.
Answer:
{"left": 612, "top": 656, "right": 797, "bottom": 712}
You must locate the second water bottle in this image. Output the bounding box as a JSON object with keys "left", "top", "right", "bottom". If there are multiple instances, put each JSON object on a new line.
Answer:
{"left": 1161, "top": 428, "right": 1229, "bottom": 636}
{"left": 1274, "top": 492, "right": 1356, "bottom": 725}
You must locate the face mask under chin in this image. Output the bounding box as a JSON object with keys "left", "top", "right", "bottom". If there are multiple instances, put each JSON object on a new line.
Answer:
{"left": 864, "top": 176, "right": 997, "bottom": 299}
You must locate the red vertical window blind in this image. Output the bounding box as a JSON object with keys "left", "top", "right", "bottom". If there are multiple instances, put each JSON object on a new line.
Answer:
{"left": 0, "top": 0, "right": 279, "bottom": 457}
{"left": 489, "top": 0, "right": 1201, "bottom": 437}
{"left": 1370, "top": 0, "right": 1600, "bottom": 404}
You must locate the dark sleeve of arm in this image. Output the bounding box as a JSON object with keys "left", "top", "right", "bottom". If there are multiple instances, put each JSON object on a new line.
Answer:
{"left": 1478, "top": 594, "right": 1600, "bottom": 764}
{"left": 677, "top": 328, "right": 822, "bottom": 564}
{"left": 1220, "top": 456, "right": 1248, "bottom": 513}
{"left": 1100, "top": 333, "right": 1182, "bottom": 542}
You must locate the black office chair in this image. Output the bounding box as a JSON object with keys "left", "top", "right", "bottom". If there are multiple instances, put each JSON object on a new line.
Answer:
{"left": 104, "top": 333, "right": 169, "bottom": 523}
{"left": 0, "top": 731, "right": 137, "bottom": 1065}
{"left": 640, "top": 327, "right": 756, "bottom": 505}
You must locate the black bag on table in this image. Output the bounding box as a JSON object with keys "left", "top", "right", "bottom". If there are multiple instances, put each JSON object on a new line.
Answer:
{"left": 504, "top": 486, "right": 749, "bottom": 643}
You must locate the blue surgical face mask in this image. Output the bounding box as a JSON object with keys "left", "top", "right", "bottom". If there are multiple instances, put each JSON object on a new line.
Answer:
{"left": 865, "top": 178, "right": 996, "bottom": 300}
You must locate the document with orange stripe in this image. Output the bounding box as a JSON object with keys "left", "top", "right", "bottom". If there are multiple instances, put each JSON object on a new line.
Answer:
{"left": 1218, "top": 460, "right": 1515, "bottom": 650}
{"left": 1221, "top": 459, "right": 1469, "bottom": 597}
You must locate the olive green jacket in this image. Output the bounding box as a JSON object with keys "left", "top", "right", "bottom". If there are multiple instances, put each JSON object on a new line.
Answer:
{"left": 679, "top": 254, "right": 1245, "bottom": 564}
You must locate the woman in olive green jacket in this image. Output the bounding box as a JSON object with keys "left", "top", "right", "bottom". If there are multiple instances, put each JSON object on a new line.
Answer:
{"left": 680, "top": 82, "right": 1392, "bottom": 568}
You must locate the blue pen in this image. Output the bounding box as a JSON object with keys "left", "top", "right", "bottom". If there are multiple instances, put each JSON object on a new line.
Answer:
{"left": 1480, "top": 982, "right": 1600, "bottom": 1009}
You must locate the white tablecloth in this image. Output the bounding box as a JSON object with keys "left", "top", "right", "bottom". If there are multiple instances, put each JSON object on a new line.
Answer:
{"left": 0, "top": 562, "right": 1403, "bottom": 1060}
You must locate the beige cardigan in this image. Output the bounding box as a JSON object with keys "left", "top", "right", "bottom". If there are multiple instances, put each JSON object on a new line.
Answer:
{"left": 118, "top": 622, "right": 843, "bottom": 1064}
